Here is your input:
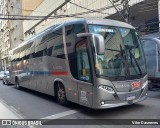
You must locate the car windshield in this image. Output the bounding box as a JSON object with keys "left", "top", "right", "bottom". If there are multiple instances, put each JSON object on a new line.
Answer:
{"left": 88, "top": 25, "right": 147, "bottom": 80}
{"left": 0, "top": 71, "right": 5, "bottom": 75}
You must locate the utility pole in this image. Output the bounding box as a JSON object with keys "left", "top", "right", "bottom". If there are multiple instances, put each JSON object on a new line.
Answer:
{"left": 122, "top": 0, "right": 130, "bottom": 23}
{"left": 109, "top": 0, "right": 126, "bottom": 22}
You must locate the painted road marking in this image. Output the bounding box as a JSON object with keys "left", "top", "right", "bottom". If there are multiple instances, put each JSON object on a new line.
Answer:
{"left": 41, "top": 109, "right": 82, "bottom": 119}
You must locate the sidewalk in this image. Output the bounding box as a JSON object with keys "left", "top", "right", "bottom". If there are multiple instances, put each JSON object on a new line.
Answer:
{"left": 0, "top": 101, "right": 20, "bottom": 119}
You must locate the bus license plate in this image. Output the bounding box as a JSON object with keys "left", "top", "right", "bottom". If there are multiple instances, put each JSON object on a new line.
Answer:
{"left": 126, "top": 94, "right": 135, "bottom": 101}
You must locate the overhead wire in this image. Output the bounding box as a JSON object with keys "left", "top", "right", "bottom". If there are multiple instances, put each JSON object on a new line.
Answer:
{"left": 9, "top": 0, "right": 111, "bottom": 18}
{"left": 1, "top": 0, "right": 158, "bottom": 34}
{"left": 0, "top": 3, "right": 122, "bottom": 21}
{"left": 69, "top": 1, "right": 107, "bottom": 15}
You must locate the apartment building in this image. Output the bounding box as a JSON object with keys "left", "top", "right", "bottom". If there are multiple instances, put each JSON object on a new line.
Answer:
{"left": 0, "top": 0, "right": 43, "bottom": 70}
{"left": 0, "top": 0, "right": 10, "bottom": 70}
{"left": 8, "top": 0, "right": 24, "bottom": 50}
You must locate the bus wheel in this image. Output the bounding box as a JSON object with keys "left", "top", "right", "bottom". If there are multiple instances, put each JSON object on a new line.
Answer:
{"left": 56, "top": 83, "right": 68, "bottom": 106}
{"left": 16, "top": 79, "right": 21, "bottom": 90}
{"left": 148, "top": 83, "right": 153, "bottom": 90}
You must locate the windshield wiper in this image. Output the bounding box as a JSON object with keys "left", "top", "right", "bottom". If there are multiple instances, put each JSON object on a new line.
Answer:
{"left": 105, "top": 48, "right": 120, "bottom": 52}
{"left": 120, "top": 44, "right": 130, "bottom": 77}
{"left": 126, "top": 45, "right": 142, "bottom": 75}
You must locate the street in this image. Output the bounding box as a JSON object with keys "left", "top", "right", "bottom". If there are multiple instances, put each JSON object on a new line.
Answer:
{"left": 0, "top": 0, "right": 160, "bottom": 128}
{"left": 0, "top": 81, "right": 160, "bottom": 128}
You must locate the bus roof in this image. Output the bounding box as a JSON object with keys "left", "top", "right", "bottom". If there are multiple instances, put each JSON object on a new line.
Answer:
{"left": 65, "top": 18, "right": 135, "bottom": 29}
{"left": 10, "top": 24, "right": 62, "bottom": 53}
{"left": 10, "top": 18, "right": 134, "bottom": 53}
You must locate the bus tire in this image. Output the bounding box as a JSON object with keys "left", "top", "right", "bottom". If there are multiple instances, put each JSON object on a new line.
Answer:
{"left": 15, "top": 78, "right": 21, "bottom": 90}
{"left": 148, "top": 83, "right": 153, "bottom": 90}
{"left": 56, "top": 83, "right": 68, "bottom": 106}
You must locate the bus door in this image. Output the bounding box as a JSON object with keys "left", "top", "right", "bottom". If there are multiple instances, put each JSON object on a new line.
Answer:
{"left": 76, "top": 38, "right": 93, "bottom": 107}
{"left": 65, "top": 24, "right": 93, "bottom": 107}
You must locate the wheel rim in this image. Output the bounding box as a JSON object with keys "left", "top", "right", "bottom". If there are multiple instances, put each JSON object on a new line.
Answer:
{"left": 57, "top": 86, "right": 65, "bottom": 102}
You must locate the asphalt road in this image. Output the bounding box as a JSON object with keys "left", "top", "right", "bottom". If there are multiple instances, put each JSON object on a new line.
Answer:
{"left": 0, "top": 81, "right": 160, "bottom": 128}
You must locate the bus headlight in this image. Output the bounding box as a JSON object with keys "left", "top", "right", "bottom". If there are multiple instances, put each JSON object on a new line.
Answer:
{"left": 142, "top": 80, "right": 148, "bottom": 89}
{"left": 99, "top": 85, "right": 115, "bottom": 94}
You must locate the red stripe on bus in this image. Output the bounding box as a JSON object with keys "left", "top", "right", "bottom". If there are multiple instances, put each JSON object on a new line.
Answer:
{"left": 51, "top": 71, "right": 68, "bottom": 76}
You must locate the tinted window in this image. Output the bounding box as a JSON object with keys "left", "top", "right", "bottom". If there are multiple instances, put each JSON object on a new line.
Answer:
{"left": 35, "top": 50, "right": 44, "bottom": 58}
{"left": 65, "top": 24, "right": 91, "bottom": 82}
{"left": 142, "top": 39, "right": 157, "bottom": 56}
{"left": 35, "top": 38, "right": 47, "bottom": 58}
{"left": 23, "top": 55, "right": 30, "bottom": 60}
{"left": 88, "top": 25, "right": 146, "bottom": 79}
{"left": 47, "top": 28, "right": 65, "bottom": 59}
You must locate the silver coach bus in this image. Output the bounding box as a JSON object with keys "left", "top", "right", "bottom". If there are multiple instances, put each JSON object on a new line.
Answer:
{"left": 141, "top": 37, "right": 160, "bottom": 89}
{"left": 9, "top": 19, "right": 148, "bottom": 109}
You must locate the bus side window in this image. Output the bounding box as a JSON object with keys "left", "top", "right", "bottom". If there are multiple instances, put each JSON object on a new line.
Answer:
{"left": 29, "top": 44, "right": 35, "bottom": 59}
{"left": 30, "top": 52, "right": 35, "bottom": 59}
{"left": 142, "top": 39, "right": 157, "bottom": 56}
{"left": 47, "top": 46, "right": 53, "bottom": 56}
{"left": 36, "top": 51, "right": 43, "bottom": 58}
{"left": 47, "top": 28, "right": 65, "bottom": 59}
{"left": 43, "top": 48, "right": 47, "bottom": 56}
{"left": 65, "top": 24, "right": 77, "bottom": 79}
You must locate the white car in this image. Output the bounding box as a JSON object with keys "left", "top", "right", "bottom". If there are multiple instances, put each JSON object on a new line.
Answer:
{"left": 3, "top": 71, "right": 11, "bottom": 85}
{"left": 0, "top": 71, "right": 5, "bottom": 80}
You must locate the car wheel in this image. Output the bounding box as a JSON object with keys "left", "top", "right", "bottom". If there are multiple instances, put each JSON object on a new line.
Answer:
{"left": 56, "top": 83, "right": 68, "bottom": 106}
{"left": 16, "top": 79, "right": 21, "bottom": 90}
{"left": 3, "top": 80, "right": 5, "bottom": 85}
{"left": 6, "top": 81, "right": 9, "bottom": 86}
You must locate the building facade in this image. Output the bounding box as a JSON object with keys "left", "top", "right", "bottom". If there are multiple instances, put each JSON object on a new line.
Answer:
{"left": 8, "top": 0, "right": 24, "bottom": 50}
{"left": 23, "top": 0, "right": 146, "bottom": 39}
{"left": 0, "top": 0, "right": 42, "bottom": 70}
{"left": 0, "top": 0, "right": 10, "bottom": 70}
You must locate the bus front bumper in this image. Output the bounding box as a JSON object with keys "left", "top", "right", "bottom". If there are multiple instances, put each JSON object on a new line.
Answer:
{"left": 92, "top": 84, "right": 148, "bottom": 109}
{"left": 99, "top": 94, "right": 147, "bottom": 109}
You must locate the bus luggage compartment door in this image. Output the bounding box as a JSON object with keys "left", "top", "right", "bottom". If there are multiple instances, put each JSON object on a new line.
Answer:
{"left": 78, "top": 82, "right": 93, "bottom": 108}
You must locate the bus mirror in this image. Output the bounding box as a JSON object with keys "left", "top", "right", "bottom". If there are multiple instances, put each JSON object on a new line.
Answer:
{"left": 77, "top": 33, "right": 105, "bottom": 55}
{"left": 92, "top": 34, "right": 105, "bottom": 55}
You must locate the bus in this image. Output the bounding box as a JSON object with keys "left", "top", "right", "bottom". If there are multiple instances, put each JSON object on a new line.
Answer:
{"left": 9, "top": 19, "right": 148, "bottom": 109}
{"left": 141, "top": 36, "right": 160, "bottom": 89}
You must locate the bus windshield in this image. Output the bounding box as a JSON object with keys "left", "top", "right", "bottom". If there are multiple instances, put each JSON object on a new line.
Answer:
{"left": 88, "top": 25, "right": 146, "bottom": 80}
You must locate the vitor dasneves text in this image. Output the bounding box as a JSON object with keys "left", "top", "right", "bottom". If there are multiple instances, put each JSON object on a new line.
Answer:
{"left": 132, "top": 121, "right": 158, "bottom": 125}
